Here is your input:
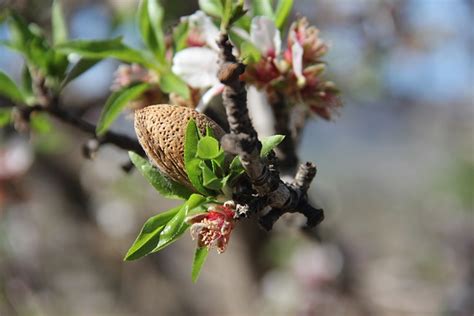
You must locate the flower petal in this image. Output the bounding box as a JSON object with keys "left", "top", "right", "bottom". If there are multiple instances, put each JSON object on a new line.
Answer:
{"left": 250, "top": 16, "right": 281, "bottom": 57}
{"left": 291, "top": 42, "right": 306, "bottom": 87}
{"left": 197, "top": 83, "right": 225, "bottom": 111}
{"left": 172, "top": 47, "right": 219, "bottom": 88}
{"left": 187, "top": 10, "right": 220, "bottom": 51}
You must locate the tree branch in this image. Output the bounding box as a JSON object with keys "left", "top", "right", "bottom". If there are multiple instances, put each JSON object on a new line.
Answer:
{"left": 15, "top": 101, "right": 145, "bottom": 156}
{"left": 269, "top": 93, "right": 299, "bottom": 174}
{"left": 217, "top": 33, "right": 324, "bottom": 230}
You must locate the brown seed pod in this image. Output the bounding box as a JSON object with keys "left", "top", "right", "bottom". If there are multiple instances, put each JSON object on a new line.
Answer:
{"left": 134, "top": 104, "right": 225, "bottom": 188}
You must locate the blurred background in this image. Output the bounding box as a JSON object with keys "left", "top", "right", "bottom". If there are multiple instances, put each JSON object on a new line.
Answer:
{"left": 0, "top": 0, "right": 473, "bottom": 315}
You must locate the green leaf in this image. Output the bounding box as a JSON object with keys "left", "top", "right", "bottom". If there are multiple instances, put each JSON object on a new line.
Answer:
{"left": 234, "top": 13, "right": 252, "bottom": 31}
{"left": 155, "top": 194, "right": 206, "bottom": 251}
{"left": 60, "top": 58, "right": 101, "bottom": 89}
{"left": 21, "top": 72, "right": 36, "bottom": 105}
{"left": 56, "top": 38, "right": 153, "bottom": 67}
{"left": 124, "top": 205, "right": 181, "bottom": 261}
{"left": 0, "top": 70, "right": 25, "bottom": 103}
{"left": 230, "top": 155, "right": 243, "bottom": 172}
{"left": 138, "top": 0, "right": 165, "bottom": 61}
{"left": 8, "top": 12, "right": 34, "bottom": 50}
{"left": 198, "top": 0, "right": 224, "bottom": 17}
{"left": 96, "top": 82, "right": 150, "bottom": 135}
{"left": 197, "top": 136, "right": 220, "bottom": 159}
{"left": 184, "top": 119, "right": 200, "bottom": 161}
{"left": 221, "top": 0, "right": 233, "bottom": 29}
{"left": 147, "top": 0, "right": 165, "bottom": 59}
{"left": 251, "top": 0, "right": 274, "bottom": 18}
{"left": 159, "top": 71, "right": 190, "bottom": 99}
{"left": 52, "top": 0, "right": 68, "bottom": 45}
{"left": 274, "top": 0, "right": 293, "bottom": 30}
{"left": 192, "top": 247, "right": 209, "bottom": 282}
{"left": 129, "top": 151, "right": 193, "bottom": 200}
{"left": 7, "top": 14, "right": 52, "bottom": 72}
{"left": 260, "top": 134, "right": 285, "bottom": 157}
{"left": 201, "top": 162, "right": 222, "bottom": 191}
{"left": 172, "top": 21, "right": 189, "bottom": 52}
{"left": 229, "top": 2, "right": 248, "bottom": 26}
{"left": 184, "top": 120, "right": 211, "bottom": 195}
{"left": 138, "top": 0, "right": 157, "bottom": 54}
{"left": 240, "top": 41, "right": 261, "bottom": 63}
{"left": 0, "top": 108, "right": 11, "bottom": 127}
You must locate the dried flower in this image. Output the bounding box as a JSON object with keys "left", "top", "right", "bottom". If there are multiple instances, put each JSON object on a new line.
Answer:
{"left": 111, "top": 64, "right": 158, "bottom": 90}
{"left": 286, "top": 17, "right": 328, "bottom": 63}
{"left": 111, "top": 64, "right": 164, "bottom": 110}
{"left": 186, "top": 201, "right": 236, "bottom": 253}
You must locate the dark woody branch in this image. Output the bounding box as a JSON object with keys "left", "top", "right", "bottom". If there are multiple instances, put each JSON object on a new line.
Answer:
{"left": 217, "top": 33, "right": 324, "bottom": 230}
{"left": 268, "top": 92, "right": 299, "bottom": 174}
{"left": 14, "top": 101, "right": 145, "bottom": 157}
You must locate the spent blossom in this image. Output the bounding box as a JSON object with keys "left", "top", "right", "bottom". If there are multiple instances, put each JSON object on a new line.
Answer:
{"left": 186, "top": 201, "right": 236, "bottom": 253}
{"left": 111, "top": 63, "right": 164, "bottom": 110}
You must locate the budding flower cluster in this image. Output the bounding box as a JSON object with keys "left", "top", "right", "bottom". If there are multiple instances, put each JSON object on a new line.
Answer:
{"left": 243, "top": 17, "right": 341, "bottom": 120}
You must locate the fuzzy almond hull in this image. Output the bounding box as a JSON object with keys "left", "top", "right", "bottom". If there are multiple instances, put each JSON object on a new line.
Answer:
{"left": 134, "top": 104, "right": 225, "bottom": 188}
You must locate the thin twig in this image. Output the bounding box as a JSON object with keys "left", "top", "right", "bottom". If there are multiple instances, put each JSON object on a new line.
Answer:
{"left": 15, "top": 102, "right": 145, "bottom": 156}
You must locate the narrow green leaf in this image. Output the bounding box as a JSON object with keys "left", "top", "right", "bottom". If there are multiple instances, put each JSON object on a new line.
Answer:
{"left": 184, "top": 119, "right": 200, "bottom": 163}
{"left": 147, "top": 0, "right": 166, "bottom": 59}
{"left": 251, "top": 0, "right": 274, "bottom": 18}
{"left": 260, "top": 134, "right": 285, "bottom": 157}
{"left": 234, "top": 13, "right": 252, "bottom": 31}
{"left": 200, "top": 161, "right": 222, "bottom": 191}
{"left": 0, "top": 109, "right": 11, "bottom": 127}
{"left": 56, "top": 38, "right": 153, "bottom": 67}
{"left": 198, "top": 0, "right": 224, "bottom": 17}
{"left": 240, "top": 41, "right": 261, "bottom": 63}
{"left": 221, "top": 0, "right": 233, "bottom": 29}
{"left": 159, "top": 71, "right": 190, "bottom": 99}
{"left": 8, "top": 12, "right": 34, "bottom": 50}
{"left": 124, "top": 205, "right": 181, "bottom": 261}
{"left": 184, "top": 120, "right": 211, "bottom": 195}
{"left": 138, "top": 0, "right": 165, "bottom": 61}
{"left": 155, "top": 194, "right": 206, "bottom": 251}
{"left": 229, "top": 2, "right": 248, "bottom": 26}
{"left": 96, "top": 82, "right": 150, "bottom": 135}
{"left": 52, "top": 0, "right": 68, "bottom": 45}
{"left": 274, "top": 0, "right": 293, "bottom": 30}
{"left": 173, "top": 21, "right": 189, "bottom": 52}
{"left": 138, "top": 0, "right": 156, "bottom": 52}
{"left": 205, "top": 126, "right": 215, "bottom": 138}
{"left": 230, "top": 155, "right": 243, "bottom": 171}
{"left": 0, "top": 70, "right": 25, "bottom": 103}
{"left": 7, "top": 13, "right": 51, "bottom": 71}
{"left": 197, "top": 136, "right": 220, "bottom": 159}
{"left": 60, "top": 58, "right": 101, "bottom": 89}
{"left": 129, "top": 151, "right": 193, "bottom": 200}
{"left": 192, "top": 247, "right": 209, "bottom": 282}
{"left": 21, "top": 65, "right": 33, "bottom": 99}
